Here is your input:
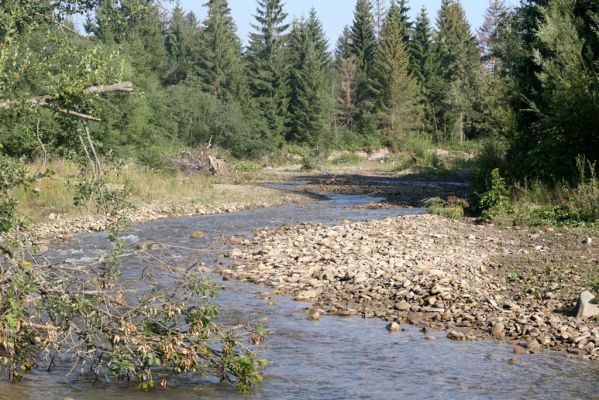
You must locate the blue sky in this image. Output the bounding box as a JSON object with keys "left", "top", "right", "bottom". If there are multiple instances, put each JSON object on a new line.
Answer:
{"left": 176, "top": 0, "right": 519, "bottom": 47}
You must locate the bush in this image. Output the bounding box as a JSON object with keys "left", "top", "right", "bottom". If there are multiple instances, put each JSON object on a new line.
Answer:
{"left": 423, "top": 196, "right": 470, "bottom": 220}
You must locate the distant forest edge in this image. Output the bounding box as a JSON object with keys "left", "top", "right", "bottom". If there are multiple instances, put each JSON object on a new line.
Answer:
{"left": 1, "top": 0, "right": 598, "bottom": 181}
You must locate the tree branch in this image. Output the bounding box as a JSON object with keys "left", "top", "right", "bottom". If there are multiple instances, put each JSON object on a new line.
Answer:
{"left": 0, "top": 82, "right": 135, "bottom": 122}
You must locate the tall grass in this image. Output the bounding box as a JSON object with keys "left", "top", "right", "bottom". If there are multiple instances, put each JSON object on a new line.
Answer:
{"left": 14, "top": 159, "right": 275, "bottom": 224}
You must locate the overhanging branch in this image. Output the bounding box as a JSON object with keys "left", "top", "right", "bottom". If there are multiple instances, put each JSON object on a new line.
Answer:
{"left": 0, "top": 82, "right": 135, "bottom": 122}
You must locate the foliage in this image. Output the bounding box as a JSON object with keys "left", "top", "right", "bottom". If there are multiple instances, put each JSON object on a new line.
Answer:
{"left": 374, "top": 2, "right": 423, "bottom": 141}
{"left": 246, "top": 0, "right": 290, "bottom": 148}
{"left": 423, "top": 196, "right": 469, "bottom": 219}
{"left": 287, "top": 11, "right": 333, "bottom": 146}
{"left": 478, "top": 168, "right": 510, "bottom": 221}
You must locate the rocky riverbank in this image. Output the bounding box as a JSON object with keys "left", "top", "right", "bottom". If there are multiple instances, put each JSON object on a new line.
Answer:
{"left": 1, "top": 184, "right": 306, "bottom": 246}
{"left": 221, "top": 214, "right": 599, "bottom": 361}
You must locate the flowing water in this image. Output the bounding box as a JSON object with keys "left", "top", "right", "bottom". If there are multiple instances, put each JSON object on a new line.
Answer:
{"left": 2, "top": 185, "right": 599, "bottom": 399}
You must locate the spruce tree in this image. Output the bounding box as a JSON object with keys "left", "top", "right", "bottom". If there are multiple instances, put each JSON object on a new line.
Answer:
{"left": 478, "top": 0, "right": 509, "bottom": 70}
{"left": 434, "top": 0, "right": 481, "bottom": 141}
{"left": 374, "top": 1, "right": 422, "bottom": 139}
{"left": 335, "top": 25, "right": 353, "bottom": 61}
{"left": 287, "top": 12, "right": 332, "bottom": 145}
{"left": 246, "top": 0, "right": 290, "bottom": 147}
{"left": 164, "top": 3, "right": 200, "bottom": 85}
{"left": 373, "top": 0, "right": 387, "bottom": 40}
{"left": 397, "top": 0, "right": 412, "bottom": 47}
{"left": 349, "top": 0, "right": 378, "bottom": 133}
{"left": 197, "top": 0, "right": 245, "bottom": 101}
{"left": 410, "top": 6, "right": 443, "bottom": 134}
{"left": 335, "top": 26, "right": 357, "bottom": 129}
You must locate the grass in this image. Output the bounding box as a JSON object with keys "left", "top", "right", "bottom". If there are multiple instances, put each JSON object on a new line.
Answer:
{"left": 482, "top": 159, "right": 599, "bottom": 227}
{"left": 423, "top": 196, "right": 470, "bottom": 220}
{"left": 14, "top": 159, "right": 283, "bottom": 224}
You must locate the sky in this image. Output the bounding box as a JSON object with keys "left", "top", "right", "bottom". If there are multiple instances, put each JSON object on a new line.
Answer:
{"left": 176, "top": 0, "right": 520, "bottom": 48}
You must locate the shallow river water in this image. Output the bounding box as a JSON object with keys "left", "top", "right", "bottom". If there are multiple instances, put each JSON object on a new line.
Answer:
{"left": 2, "top": 185, "right": 599, "bottom": 399}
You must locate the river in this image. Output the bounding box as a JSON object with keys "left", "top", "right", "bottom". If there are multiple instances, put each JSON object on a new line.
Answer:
{"left": 2, "top": 186, "right": 598, "bottom": 399}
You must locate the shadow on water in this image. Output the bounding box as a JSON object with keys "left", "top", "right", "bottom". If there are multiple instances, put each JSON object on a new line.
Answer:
{"left": 2, "top": 181, "right": 599, "bottom": 400}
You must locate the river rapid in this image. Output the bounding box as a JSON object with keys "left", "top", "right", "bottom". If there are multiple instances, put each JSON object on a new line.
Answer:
{"left": 2, "top": 185, "right": 599, "bottom": 399}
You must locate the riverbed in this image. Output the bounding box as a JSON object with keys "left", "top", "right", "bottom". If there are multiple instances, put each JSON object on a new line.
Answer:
{"left": 2, "top": 187, "right": 599, "bottom": 399}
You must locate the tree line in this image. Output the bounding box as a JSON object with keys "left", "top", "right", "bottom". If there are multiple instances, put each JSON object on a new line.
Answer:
{"left": 1, "top": 0, "right": 598, "bottom": 181}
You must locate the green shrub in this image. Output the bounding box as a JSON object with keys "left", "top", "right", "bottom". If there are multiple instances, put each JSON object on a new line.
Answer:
{"left": 232, "top": 160, "right": 262, "bottom": 173}
{"left": 423, "top": 196, "right": 469, "bottom": 220}
{"left": 478, "top": 168, "right": 510, "bottom": 221}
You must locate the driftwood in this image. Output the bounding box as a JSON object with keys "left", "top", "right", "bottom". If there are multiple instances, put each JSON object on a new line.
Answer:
{"left": 172, "top": 148, "right": 228, "bottom": 176}
{"left": 0, "top": 82, "right": 135, "bottom": 122}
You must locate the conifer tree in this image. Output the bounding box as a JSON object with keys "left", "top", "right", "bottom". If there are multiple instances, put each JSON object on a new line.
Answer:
{"left": 335, "top": 26, "right": 357, "bottom": 129}
{"left": 287, "top": 11, "right": 332, "bottom": 145}
{"left": 349, "top": 0, "right": 378, "bottom": 132}
{"left": 246, "top": 0, "right": 290, "bottom": 147}
{"left": 87, "top": 0, "right": 165, "bottom": 75}
{"left": 164, "top": 3, "right": 200, "bottom": 85}
{"left": 396, "top": 0, "right": 412, "bottom": 46}
{"left": 478, "top": 0, "right": 509, "bottom": 70}
{"left": 197, "top": 0, "right": 245, "bottom": 101}
{"left": 373, "top": 0, "right": 387, "bottom": 40}
{"left": 335, "top": 25, "right": 353, "bottom": 61}
{"left": 410, "top": 6, "right": 443, "bottom": 134}
{"left": 374, "top": 1, "right": 422, "bottom": 139}
{"left": 434, "top": 0, "right": 481, "bottom": 141}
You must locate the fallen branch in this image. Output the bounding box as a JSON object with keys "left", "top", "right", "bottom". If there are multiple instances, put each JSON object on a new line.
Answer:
{"left": 0, "top": 82, "right": 135, "bottom": 122}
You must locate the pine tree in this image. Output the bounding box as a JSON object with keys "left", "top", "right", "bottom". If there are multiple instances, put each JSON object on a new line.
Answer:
{"left": 374, "top": 1, "right": 422, "bottom": 139}
{"left": 197, "top": 0, "right": 245, "bottom": 101}
{"left": 287, "top": 12, "right": 332, "bottom": 145}
{"left": 434, "top": 0, "right": 481, "bottom": 141}
{"left": 246, "top": 0, "right": 290, "bottom": 147}
{"left": 478, "top": 0, "right": 508, "bottom": 70}
{"left": 349, "top": 0, "right": 378, "bottom": 132}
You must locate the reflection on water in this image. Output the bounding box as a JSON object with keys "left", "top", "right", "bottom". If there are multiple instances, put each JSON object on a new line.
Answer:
{"left": 2, "top": 189, "right": 599, "bottom": 400}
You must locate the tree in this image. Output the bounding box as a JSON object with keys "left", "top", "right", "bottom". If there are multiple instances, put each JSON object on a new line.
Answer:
{"left": 396, "top": 0, "right": 412, "bottom": 47}
{"left": 374, "top": 0, "right": 423, "bottom": 140}
{"left": 197, "top": 0, "right": 245, "bottom": 101}
{"left": 87, "top": 0, "right": 166, "bottom": 75}
{"left": 246, "top": 0, "right": 290, "bottom": 147}
{"left": 410, "top": 7, "right": 442, "bottom": 134}
{"left": 287, "top": 12, "right": 332, "bottom": 146}
{"left": 434, "top": 0, "right": 481, "bottom": 141}
{"left": 349, "top": 0, "right": 378, "bottom": 133}
{"left": 478, "top": 0, "right": 509, "bottom": 70}
{"left": 373, "top": 0, "right": 387, "bottom": 40}
{"left": 164, "top": 3, "right": 200, "bottom": 85}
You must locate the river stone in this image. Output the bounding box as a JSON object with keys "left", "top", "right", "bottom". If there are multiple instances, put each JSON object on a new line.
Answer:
{"left": 396, "top": 300, "right": 411, "bottom": 312}
{"left": 576, "top": 291, "right": 599, "bottom": 321}
{"left": 387, "top": 322, "right": 401, "bottom": 332}
{"left": 295, "top": 290, "right": 318, "bottom": 301}
{"left": 491, "top": 322, "right": 506, "bottom": 339}
{"left": 447, "top": 330, "right": 466, "bottom": 341}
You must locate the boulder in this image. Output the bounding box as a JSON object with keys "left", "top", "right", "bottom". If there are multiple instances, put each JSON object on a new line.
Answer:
{"left": 576, "top": 291, "right": 599, "bottom": 321}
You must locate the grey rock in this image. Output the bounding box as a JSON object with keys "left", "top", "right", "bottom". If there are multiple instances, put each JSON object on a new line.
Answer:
{"left": 576, "top": 291, "right": 599, "bottom": 321}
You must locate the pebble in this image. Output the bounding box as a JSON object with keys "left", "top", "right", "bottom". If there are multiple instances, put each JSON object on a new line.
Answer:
{"left": 387, "top": 322, "right": 401, "bottom": 332}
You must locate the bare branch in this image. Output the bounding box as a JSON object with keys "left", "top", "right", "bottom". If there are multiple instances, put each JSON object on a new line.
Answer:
{"left": 0, "top": 82, "right": 134, "bottom": 122}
